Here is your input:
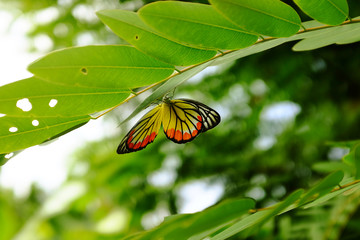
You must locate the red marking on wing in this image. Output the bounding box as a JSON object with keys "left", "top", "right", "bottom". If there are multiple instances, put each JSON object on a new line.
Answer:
{"left": 167, "top": 129, "right": 175, "bottom": 138}
{"left": 196, "top": 115, "right": 203, "bottom": 130}
{"left": 192, "top": 130, "right": 198, "bottom": 137}
{"left": 141, "top": 136, "right": 150, "bottom": 147}
{"left": 127, "top": 130, "right": 135, "bottom": 144}
{"left": 134, "top": 142, "right": 141, "bottom": 149}
{"left": 150, "top": 132, "right": 157, "bottom": 141}
{"left": 183, "top": 132, "right": 191, "bottom": 140}
{"left": 175, "top": 130, "right": 182, "bottom": 141}
{"left": 128, "top": 133, "right": 154, "bottom": 150}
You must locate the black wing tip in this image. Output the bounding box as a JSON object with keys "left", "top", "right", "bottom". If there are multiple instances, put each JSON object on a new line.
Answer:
{"left": 117, "top": 143, "right": 129, "bottom": 154}
{"left": 200, "top": 111, "right": 221, "bottom": 133}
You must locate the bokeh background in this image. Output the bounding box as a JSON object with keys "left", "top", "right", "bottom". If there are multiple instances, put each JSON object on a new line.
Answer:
{"left": 1, "top": 0, "right": 360, "bottom": 239}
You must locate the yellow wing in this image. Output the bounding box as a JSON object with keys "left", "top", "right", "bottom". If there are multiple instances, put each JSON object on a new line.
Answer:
{"left": 117, "top": 105, "right": 163, "bottom": 154}
{"left": 162, "top": 99, "right": 220, "bottom": 143}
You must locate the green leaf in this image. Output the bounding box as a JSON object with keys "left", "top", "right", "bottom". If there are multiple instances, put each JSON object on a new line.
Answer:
{"left": 210, "top": 189, "right": 304, "bottom": 240}
{"left": 0, "top": 114, "right": 89, "bottom": 154}
{"left": 343, "top": 150, "right": 355, "bottom": 166}
{"left": 353, "top": 145, "right": 360, "bottom": 179}
{"left": 209, "top": 0, "right": 301, "bottom": 37}
{"left": 293, "top": 0, "right": 348, "bottom": 26}
{"left": 303, "top": 180, "right": 360, "bottom": 209}
{"left": 255, "top": 189, "right": 304, "bottom": 226}
{"left": 187, "top": 198, "right": 255, "bottom": 240}
{"left": 336, "top": 32, "right": 360, "bottom": 45}
{"left": 343, "top": 144, "right": 360, "bottom": 179}
{"left": 312, "top": 161, "right": 353, "bottom": 174}
{"left": 293, "top": 22, "right": 360, "bottom": 51}
{"left": 0, "top": 77, "right": 130, "bottom": 117}
{"left": 298, "top": 171, "right": 344, "bottom": 205}
{"left": 336, "top": 17, "right": 360, "bottom": 45}
{"left": 0, "top": 77, "right": 130, "bottom": 154}
{"left": 96, "top": 10, "right": 217, "bottom": 66}
{"left": 124, "top": 198, "right": 255, "bottom": 240}
{"left": 28, "top": 45, "right": 174, "bottom": 88}
{"left": 138, "top": 1, "right": 258, "bottom": 50}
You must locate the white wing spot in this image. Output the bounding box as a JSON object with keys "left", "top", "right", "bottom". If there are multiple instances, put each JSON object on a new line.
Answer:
{"left": 9, "top": 127, "right": 18, "bottom": 132}
{"left": 32, "top": 119, "right": 39, "bottom": 126}
{"left": 49, "top": 99, "right": 58, "bottom": 107}
{"left": 0, "top": 113, "right": 6, "bottom": 117}
{"left": 16, "top": 98, "right": 32, "bottom": 112}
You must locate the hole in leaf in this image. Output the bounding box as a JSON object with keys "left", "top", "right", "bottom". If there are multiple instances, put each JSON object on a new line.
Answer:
{"left": 5, "top": 152, "right": 14, "bottom": 159}
{"left": 16, "top": 98, "right": 32, "bottom": 112}
{"left": 81, "top": 67, "right": 88, "bottom": 75}
{"left": 49, "top": 99, "right": 58, "bottom": 107}
{"left": 32, "top": 119, "right": 39, "bottom": 126}
{"left": 9, "top": 127, "right": 18, "bottom": 133}
{"left": 0, "top": 113, "right": 6, "bottom": 117}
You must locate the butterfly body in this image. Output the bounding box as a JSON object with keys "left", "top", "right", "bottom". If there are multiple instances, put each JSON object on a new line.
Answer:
{"left": 117, "top": 98, "right": 220, "bottom": 154}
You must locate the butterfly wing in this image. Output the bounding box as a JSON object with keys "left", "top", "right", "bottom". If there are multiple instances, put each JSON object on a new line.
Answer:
{"left": 117, "top": 105, "right": 163, "bottom": 154}
{"left": 179, "top": 98, "right": 221, "bottom": 132}
{"left": 162, "top": 99, "right": 219, "bottom": 143}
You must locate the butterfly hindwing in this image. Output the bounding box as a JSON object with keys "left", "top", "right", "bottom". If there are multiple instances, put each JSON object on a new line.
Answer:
{"left": 162, "top": 99, "right": 203, "bottom": 143}
{"left": 117, "top": 105, "right": 162, "bottom": 154}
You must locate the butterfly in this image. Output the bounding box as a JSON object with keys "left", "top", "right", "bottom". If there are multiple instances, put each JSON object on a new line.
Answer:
{"left": 117, "top": 98, "right": 221, "bottom": 154}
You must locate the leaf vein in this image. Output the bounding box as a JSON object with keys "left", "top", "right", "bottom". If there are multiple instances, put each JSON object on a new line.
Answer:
{"left": 141, "top": 12, "right": 254, "bottom": 35}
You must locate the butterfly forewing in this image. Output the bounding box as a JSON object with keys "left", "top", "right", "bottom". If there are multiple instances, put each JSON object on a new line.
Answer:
{"left": 117, "top": 105, "right": 163, "bottom": 154}
{"left": 162, "top": 100, "right": 203, "bottom": 143}
{"left": 178, "top": 98, "right": 221, "bottom": 132}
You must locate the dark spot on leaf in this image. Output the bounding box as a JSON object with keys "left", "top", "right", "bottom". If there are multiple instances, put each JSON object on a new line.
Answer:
{"left": 81, "top": 67, "right": 88, "bottom": 75}
{"left": 135, "top": 35, "right": 139, "bottom": 40}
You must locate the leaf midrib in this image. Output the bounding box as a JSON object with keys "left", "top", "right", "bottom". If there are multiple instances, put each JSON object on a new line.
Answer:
{"left": 141, "top": 12, "right": 254, "bottom": 35}
{"left": 29, "top": 65, "right": 174, "bottom": 70}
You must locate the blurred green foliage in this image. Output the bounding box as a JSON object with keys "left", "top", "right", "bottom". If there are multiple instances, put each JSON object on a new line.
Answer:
{"left": 1, "top": 0, "right": 360, "bottom": 239}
